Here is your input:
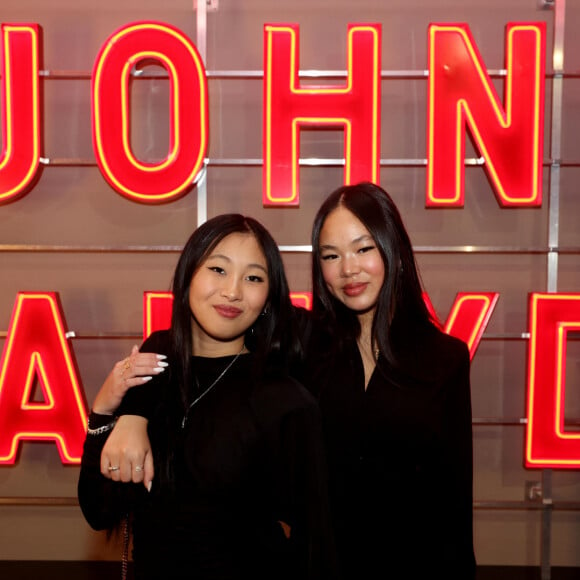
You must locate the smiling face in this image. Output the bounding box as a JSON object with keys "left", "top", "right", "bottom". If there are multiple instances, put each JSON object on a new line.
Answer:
{"left": 318, "top": 205, "right": 385, "bottom": 318}
{"left": 188, "top": 232, "right": 270, "bottom": 356}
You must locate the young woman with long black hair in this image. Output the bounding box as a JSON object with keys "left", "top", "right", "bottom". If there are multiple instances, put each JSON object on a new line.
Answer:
{"left": 78, "top": 214, "right": 338, "bottom": 580}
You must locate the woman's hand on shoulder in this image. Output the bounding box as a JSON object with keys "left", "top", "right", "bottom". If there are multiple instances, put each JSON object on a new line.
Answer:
{"left": 100, "top": 415, "right": 154, "bottom": 491}
{"left": 91, "top": 345, "right": 168, "bottom": 415}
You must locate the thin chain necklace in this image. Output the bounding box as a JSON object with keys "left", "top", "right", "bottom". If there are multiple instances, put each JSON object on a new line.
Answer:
{"left": 181, "top": 343, "right": 246, "bottom": 429}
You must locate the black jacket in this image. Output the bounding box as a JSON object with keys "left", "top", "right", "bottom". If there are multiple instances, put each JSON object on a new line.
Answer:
{"left": 300, "top": 311, "right": 476, "bottom": 580}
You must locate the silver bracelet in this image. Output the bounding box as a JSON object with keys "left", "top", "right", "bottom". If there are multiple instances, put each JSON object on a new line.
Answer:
{"left": 87, "top": 418, "right": 117, "bottom": 436}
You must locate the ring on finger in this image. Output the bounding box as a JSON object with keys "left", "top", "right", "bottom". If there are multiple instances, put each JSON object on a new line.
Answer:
{"left": 134, "top": 465, "right": 144, "bottom": 472}
{"left": 121, "top": 358, "right": 131, "bottom": 379}
{"left": 108, "top": 465, "right": 120, "bottom": 472}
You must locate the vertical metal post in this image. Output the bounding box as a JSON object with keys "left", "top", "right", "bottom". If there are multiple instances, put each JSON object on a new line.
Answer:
{"left": 195, "top": 0, "right": 209, "bottom": 227}
{"left": 542, "top": 0, "right": 566, "bottom": 578}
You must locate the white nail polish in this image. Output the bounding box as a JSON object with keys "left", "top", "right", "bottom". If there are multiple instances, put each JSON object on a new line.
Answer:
{"left": 157, "top": 361, "right": 169, "bottom": 367}
{"left": 142, "top": 376, "right": 153, "bottom": 382}
{"left": 153, "top": 367, "right": 166, "bottom": 373}
{"left": 156, "top": 354, "right": 167, "bottom": 360}
{"left": 147, "top": 481, "right": 152, "bottom": 492}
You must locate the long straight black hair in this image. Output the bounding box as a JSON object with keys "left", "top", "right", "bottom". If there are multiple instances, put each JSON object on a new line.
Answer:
{"left": 311, "top": 181, "right": 438, "bottom": 370}
{"left": 169, "top": 213, "right": 299, "bottom": 406}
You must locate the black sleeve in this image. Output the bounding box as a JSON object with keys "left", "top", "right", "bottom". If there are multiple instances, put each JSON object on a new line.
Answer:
{"left": 78, "top": 333, "right": 169, "bottom": 529}
{"left": 274, "top": 398, "right": 341, "bottom": 580}
{"left": 441, "top": 342, "right": 477, "bottom": 578}
{"left": 77, "top": 415, "right": 144, "bottom": 531}
{"left": 288, "top": 305, "right": 315, "bottom": 384}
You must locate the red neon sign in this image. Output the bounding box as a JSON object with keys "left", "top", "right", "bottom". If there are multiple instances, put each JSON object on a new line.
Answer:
{"left": 263, "top": 23, "right": 381, "bottom": 206}
{"left": 427, "top": 23, "right": 545, "bottom": 207}
{"left": 143, "top": 291, "right": 174, "bottom": 339}
{"left": 423, "top": 292, "right": 499, "bottom": 360}
{"left": 92, "top": 21, "right": 208, "bottom": 203}
{"left": 0, "top": 293, "right": 88, "bottom": 464}
{"left": 423, "top": 292, "right": 499, "bottom": 359}
{"left": 525, "top": 293, "right": 580, "bottom": 468}
{"left": 443, "top": 292, "right": 499, "bottom": 358}
{"left": 145, "top": 289, "right": 493, "bottom": 358}
{"left": 0, "top": 20, "right": 549, "bottom": 206}
{"left": 1, "top": 290, "right": 579, "bottom": 469}
{"left": 143, "top": 291, "right": 314, "bottom": 338}
{"left": 289, "top": 292, "right": 312, "bottom": 311}
{"left": 0, "top": 24, "right": 41, "bottom": 204}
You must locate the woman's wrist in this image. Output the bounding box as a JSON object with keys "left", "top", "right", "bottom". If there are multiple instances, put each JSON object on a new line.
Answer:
{"left": 91, "top": 388, "right": 121, "bottom": 416}
{"left": 86, "top": 411, "right": 117, "bottom": 436}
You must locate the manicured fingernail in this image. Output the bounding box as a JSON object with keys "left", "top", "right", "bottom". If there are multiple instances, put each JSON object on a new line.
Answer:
{"left": 147, "top": 481, "right": 152, "bottom": 492}
{"left": 157, "top": 361, "right": 169, "bottom": 367}
{"left": 156, "top": 354, "right": 167, "bottom": 360}
{"left": 142, "top": 376, "right": 152, "bottom": 382}
{"left": 153, "top": 367, "right": 166, "bottom": 373}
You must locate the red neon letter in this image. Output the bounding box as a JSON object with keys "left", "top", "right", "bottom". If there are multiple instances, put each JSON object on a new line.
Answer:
{"left": 427, "top": 22, "right": 545, "bottom": 207}
{"left": 144, "top": 291, "right": 313, "bottom": 338}
{"left": 0, "top": 24, "right": 41, "bottom": 204}
{"left": 264, "top": 23, "right": 381, "bottom": 206}
{"left": 526, "top": 293, "right": 580, "bottom": 468}
{"left": 143, "top": 292, "right": 173, "bottom": 339}
{"left": 93, "top": 21, "right": 208, "bottom": 203}
{"left": 442, "top": 292, "right": 499, "bottom": 358}
{"left": 0, "top": 293, "right": 88, "bottom": 465}
{"left": 423, "top": 292, "right": 498, "bottom": 359}
{"left": 290, "top": 292, "right": 312, "bottom": 310}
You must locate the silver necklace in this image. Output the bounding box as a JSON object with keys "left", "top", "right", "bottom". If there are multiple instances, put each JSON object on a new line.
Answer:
{"left": 181, "top": 344, "right": 245, "bottom": 429}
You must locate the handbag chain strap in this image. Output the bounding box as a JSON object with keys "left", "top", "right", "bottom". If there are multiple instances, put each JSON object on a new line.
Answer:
{"left": 121, "top": 512, "right": 130, "bottom": 580}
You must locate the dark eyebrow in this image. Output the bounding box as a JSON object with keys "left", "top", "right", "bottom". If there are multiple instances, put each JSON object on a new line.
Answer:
{"left": 319, "top": 234, "right": 374, "bottom": 250}
{"left": 207, "top": 253, "right": 268, "bottom": 274}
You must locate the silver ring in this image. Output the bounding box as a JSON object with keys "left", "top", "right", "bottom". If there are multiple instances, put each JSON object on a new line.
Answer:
{"left": 134, "top": 465, "right": 144, "bottom": 472}
{"left": 108, "top": 465, "right": 120, "bottom": 472}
